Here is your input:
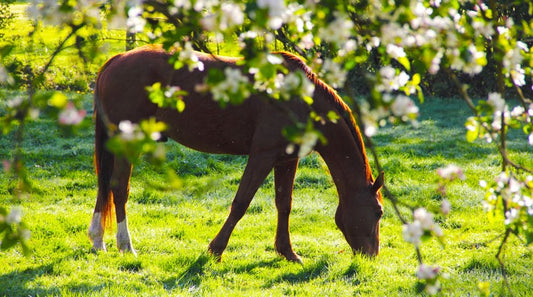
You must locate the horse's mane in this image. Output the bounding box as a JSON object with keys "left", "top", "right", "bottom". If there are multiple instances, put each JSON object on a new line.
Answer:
{"left": 279, "top": 52, "right": 372, "bottom": 181}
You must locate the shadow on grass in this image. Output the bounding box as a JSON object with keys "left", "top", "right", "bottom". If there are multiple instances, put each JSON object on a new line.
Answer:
{"left": 266, "top": 257, "right": 331, "bottom": 285}
{"left": 162, "top": 253, "right": 211, "bottom": 290}
{"left": 0, "top": 251, "right": 107, "bottom": 296}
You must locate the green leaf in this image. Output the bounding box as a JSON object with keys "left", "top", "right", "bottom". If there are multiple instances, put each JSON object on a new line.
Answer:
{"left": 397, "top": 56, "right": 411, "bottom": 71}
{"left": 412, "top": 73, "right": 421, "bottom": 85}
{"left": 48, "top": 92, "right": 68, "bottom": 109}
{"left": 176, "top": 99, "right": 185, "bottom": 113}
{"left": 416, "top": 85, "right": 424, "bottom": 103}
{"left": 466, "top": 128, "right": 478, "bottom": 143}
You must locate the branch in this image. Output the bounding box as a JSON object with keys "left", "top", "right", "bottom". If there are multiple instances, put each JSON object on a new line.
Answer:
{"left": 445, "top": 69, "right": 533, "bottom": 174}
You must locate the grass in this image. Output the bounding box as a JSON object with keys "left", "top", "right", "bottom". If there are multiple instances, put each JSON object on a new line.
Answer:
{"left": 1, "top": 94, "right": 532, "bottom": 296}
{"left": 1, "top": 4, "right": 532, "bottom": 296}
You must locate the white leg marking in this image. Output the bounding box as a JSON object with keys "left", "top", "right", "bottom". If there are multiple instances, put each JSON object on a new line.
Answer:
{"left": 117, "top": 218, "right": 137, "bottom": 256}
{"left": 88, "top": 212, "right": 106, "bottom": 252}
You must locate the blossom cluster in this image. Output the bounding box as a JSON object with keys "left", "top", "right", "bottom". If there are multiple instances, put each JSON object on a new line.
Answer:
{"left": 106, "top": 119, "right": 167, "bottom": 164}
{"left": 403, "top": 208, "right": 443, "bottom": 246}
{"left": 58, "top": 102, "right": 87, "bottom": 126}
{"left": 465, "top": 92, "right": 533, "bottom": 145}
{"left": 416, "top": 264, "right": 442, "bottom": 295}
{"left": 360, "top": 93, "right": 419, "bottom": 137}
{"left": 209, "top": 68, "right": 251, "bottom": 105}
{"left": 27, "top": 0, "right": 103, "bottom": 26}
{"left": 481, "top": 172, "right": 533, "bottom": 232}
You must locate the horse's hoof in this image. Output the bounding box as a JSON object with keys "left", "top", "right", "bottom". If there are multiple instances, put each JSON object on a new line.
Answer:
{"left": 282, "top": 253, "right": 303, "bottom": 264}
{"left": 207, "top": 246, "right": 223, "bottom": 262}
{"left": 90, "top": 246, "right": 107, "bottom": 254}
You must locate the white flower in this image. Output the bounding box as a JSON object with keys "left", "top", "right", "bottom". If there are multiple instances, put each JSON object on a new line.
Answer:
{"left": 487, "top": 92, "right": 506, "bottom": 112}
{"left": 279, "top": 72, "right": 315, "bottom": 100}
{"left": 510, "top": 65, "right": 526, "bottom": 86}
{"left": 504, "top": 208, "right": 519, "bottom": 225}
{"left": 416, "top": 264, "right": 440, "bottom": 280}
{"left": 511, "top": 106, "right": 525, "bottom": 118}
{"left": 203, "top": 3, "right": 244, "bottom": 31}
{"left": 318, "top": 14, "right": 353, "bottom": 45}
{"left": 298, "top": 131, "right": 318, "bottom": 158}
{"left": 127, "top": 6, "right": 146, "bottom": 33}
{"left": 437, "top": 164, "right": 465, "bottom": 181}
{"left": 178, "top": 42, "right": 205, "bottom": 71}
{"left": 0, "top": 65, "right": 11, "bottom": 83}
{"left": 403, "top": 221, "right": 423, "bottom": 246}
{"left": 386, "top": 44, "right": 406, "bottom": 59}
{"left": 390, "top": 95, "right": 419, "bottom": 119}
{"left": 414, "top": 208, "right": 434, "bottom": 230}
{"left": 440, "top": 199, "right": 451, "bottom": 216}
{"left": 58, "top": 102, "right": 87, "bottom": 126}
{"left": 321, "top": 59, "right": 347, "bottom": 88}
{"left": 376, "top": 67, "right": 410, "bottom": 93}
{"left": 210, "top": 68, "right": 250, "bottom": 103}
{"left": 7, "top": 97, "right": 24, "bottom": 108}
{"left": 6, "top": 207, "right": 22, "bottom": 224}
{"left": 118, "top": 120, "right": 139, "bottom": 141}
{"left": 257, "top": 0, "right": 286, "bottom": 29}
{"left": 299, "top": 33, "right": 314, "bottom": 50}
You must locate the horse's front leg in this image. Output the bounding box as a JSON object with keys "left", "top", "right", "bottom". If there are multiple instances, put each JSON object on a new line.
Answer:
{"left": 208, "top": 152, "right": 276, "bottom": 261}
{"left": 274, "top": 159, "right": 302, "bottom": 263}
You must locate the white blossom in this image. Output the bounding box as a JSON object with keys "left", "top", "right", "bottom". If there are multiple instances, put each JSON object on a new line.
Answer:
{"left": 118, "top": 120, "right": 142, "bottom": 141}
{"left": 386, "top": 44, "right": 406, "bottom": 59}
{"left": 376, "top": 67, "right": 410, "bottom": 93}
{"left": 390, "top": 95, "right": 419, "bottom": 119}
{"left": 414, "top": 208, "right": 434, "bottom": 230}
{"left": 7, "top": 97, "right": 23, "bottom": 108}
{"left": 6, "top": 207, "right": 22, "bottom": 224}
{"left": 58, "top": 103, "right": 87, "bottom": 126}
{"left": 298, "top": 131, "right": 318, "bottom": 158}
{"left": 210, "top": 68, "right": 250, "bottom": 103}
{"left": 440, "top": 199, "right": 451, "bottom": 216}
{"left": 318, "top": 13, "right": 353, "bottom": 45}
{"left": 504, "top": 208, "right": 519, "bottom": 225}
{"left": 403, "top": 221, "right": 423, "bottom": 246}
{"left": 416, "top": 264, "right": 440, "bottom": 280}
{"left": 257, "top": 0, "right": 286, "bottom": 29}
{"left": 0, "top": 65, "right": 12, "bottom": 84}
{"left": 487, "top": 92, "right": 506, "bottom": 112}
{"left": 321, "top": 59, "right": 347, "bottom": 88}
{"left": 202, "top": 3, "right": 244, "bottom": 31}
{"left": 127, "top": 6, "right": 146, "bottom": 33}
{"left": 437, "top": 164, "right": 465, "bottom": 181}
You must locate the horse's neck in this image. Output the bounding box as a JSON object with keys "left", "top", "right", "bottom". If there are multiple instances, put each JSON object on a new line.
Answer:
{"left": 317, "top": 121, "right": 371, "bottom": 197}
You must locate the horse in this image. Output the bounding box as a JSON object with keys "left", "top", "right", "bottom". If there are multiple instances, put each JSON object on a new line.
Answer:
{"left": 88, "top": 45, "right": 384, "bottom": 262}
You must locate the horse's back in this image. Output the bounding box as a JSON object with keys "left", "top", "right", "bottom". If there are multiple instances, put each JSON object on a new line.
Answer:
{"left": 96, "top": 46, "right": 296, "bottom": 155}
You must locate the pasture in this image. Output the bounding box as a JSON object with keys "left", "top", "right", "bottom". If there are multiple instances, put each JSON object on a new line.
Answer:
{"left": 1, "top": 3, "right": 532, "bottom": 296}
{"left": 1, "top": 93, "right": 532, "bottom": 296}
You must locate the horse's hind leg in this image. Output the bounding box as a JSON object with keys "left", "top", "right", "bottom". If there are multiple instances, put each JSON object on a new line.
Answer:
{"left": 111, "top": 157, "right": 136, "bottom": 255}
{"left": 208, "top": 152, "right": 277, "bottom": 260}
{"left": 274, "top": 159, "right": 302, "bottom": 263}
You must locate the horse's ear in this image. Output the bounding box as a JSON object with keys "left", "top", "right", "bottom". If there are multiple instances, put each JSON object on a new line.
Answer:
{"left": 372, "top": 171, "right": 384, "bottom": 193}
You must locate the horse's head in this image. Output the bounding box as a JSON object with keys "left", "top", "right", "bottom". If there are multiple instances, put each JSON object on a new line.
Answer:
{"left": 335, "top": 172, "right": 384, "bottom": 257}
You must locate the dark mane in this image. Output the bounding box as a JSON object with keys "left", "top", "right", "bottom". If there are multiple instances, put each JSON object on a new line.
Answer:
{"left": 279, "top": 52, "right": 372, "bottom": 181}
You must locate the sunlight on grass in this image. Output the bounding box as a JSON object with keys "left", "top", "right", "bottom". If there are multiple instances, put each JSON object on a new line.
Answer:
{"left": 1, "top": 94, "right": 532, "bottom": 296}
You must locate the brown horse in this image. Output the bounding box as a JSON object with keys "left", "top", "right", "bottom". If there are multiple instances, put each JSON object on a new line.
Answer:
{"left": 88, "top": 45, "right": 384, "bottom": 262}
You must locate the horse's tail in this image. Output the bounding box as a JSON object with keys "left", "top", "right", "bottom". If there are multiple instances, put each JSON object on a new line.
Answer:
{"left": 94, "top": 88, "right": 115, "bottom": 231}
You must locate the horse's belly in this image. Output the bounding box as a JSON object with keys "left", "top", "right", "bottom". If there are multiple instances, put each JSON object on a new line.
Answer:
{"left": 156, "top": 105, "right": 255, "bottom": 155}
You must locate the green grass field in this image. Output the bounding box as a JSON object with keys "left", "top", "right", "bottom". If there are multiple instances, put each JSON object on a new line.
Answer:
{"left": 1, "top": 93, "right": 532, "bottom": 296}
{"left": 1, "top": 4, "right": 533, "bottom": 296}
